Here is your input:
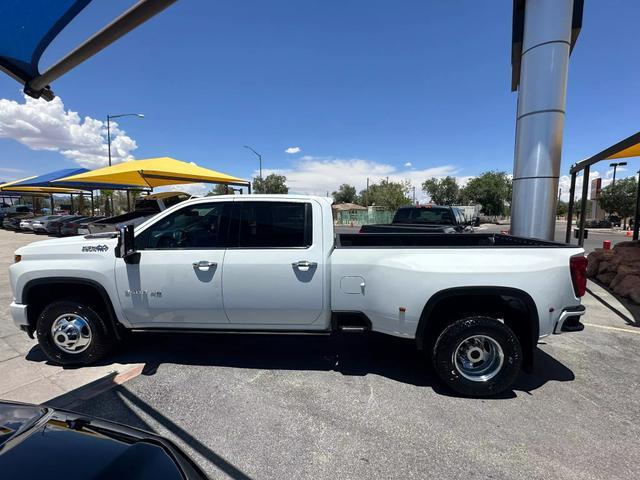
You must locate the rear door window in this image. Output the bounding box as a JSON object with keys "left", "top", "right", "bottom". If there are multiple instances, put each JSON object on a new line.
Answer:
{"left": 231, "top": 202, "right": 312, "bottom": 248}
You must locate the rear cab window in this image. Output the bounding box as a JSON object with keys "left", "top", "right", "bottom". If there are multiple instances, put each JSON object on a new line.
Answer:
{"left": 230, "top": 201, "right": 313, "bottom": 248}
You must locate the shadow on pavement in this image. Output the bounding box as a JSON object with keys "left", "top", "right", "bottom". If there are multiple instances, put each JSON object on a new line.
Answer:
{"left": 62, "top": 385, "right": 253, "bottom": 480}
{"left": 587, "top": 283, "right": 640, "bottom": 328}
{"left": 28, "top": 331, "right": 575, "bottom": 399}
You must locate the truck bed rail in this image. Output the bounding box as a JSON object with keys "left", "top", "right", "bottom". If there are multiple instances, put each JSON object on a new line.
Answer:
{"left": 335, "top": 233, "right": 575, "bottom": 248}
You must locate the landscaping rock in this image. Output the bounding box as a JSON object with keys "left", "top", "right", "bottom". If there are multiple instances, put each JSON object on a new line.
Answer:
{"left": 596, "top": 271, "right": 616, "bottom": 286}
{"left": 613, "top": 274, "right": 640, "bottom": 297}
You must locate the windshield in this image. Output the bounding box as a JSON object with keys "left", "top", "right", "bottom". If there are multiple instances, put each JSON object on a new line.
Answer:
{"left": 393, "top": 207, "right": 455, "bottom": 224}
{"left": 0, "top": 403, "right": 47, "bottom": 449}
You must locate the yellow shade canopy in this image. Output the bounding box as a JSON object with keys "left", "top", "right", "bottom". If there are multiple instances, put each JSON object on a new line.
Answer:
{"left": 0, "top": 177, "right": 83, "bottom": 194}
{"left": 54, "top": 157, "right": 249, "bottom": 188}
{"left": 607, "top": 141, "right": 640, "bottom": 161}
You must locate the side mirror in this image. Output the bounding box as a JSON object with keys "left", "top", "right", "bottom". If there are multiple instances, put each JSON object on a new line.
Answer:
{"left": 116, "top": 224, "right": 140, "bottom": 264}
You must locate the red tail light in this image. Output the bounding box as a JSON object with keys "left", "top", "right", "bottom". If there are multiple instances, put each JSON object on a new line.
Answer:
{"left": 570, "top": 255, "right": 588, "bottom": 297}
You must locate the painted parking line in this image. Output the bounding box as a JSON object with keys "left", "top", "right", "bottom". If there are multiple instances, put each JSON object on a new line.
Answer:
{"left": 583, "top": 323, "right": 640, "bottom": 335}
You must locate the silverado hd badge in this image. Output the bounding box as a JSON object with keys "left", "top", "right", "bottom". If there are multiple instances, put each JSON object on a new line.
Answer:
{"left": 82, "top": 245, "right": 109, "bottom": 252}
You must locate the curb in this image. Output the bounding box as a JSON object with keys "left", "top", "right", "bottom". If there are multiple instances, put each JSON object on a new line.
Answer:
{"left": 46, "top": 364, "right": 144, "bottom": 410}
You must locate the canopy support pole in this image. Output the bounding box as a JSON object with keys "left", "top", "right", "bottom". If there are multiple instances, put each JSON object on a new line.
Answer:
{"left": 91, "top": 191, "right": 95, "bottom": 215}
{"left": 70, "top": 193, "right": 74, "bottom": 213}
{"left": 565, "top": 172, "right": 577, "bottom": 243}
{"left": 50, "top": 195, "right": 55, "bottom": 213}
{"left": 578, "top": 166, "right": 590, "bottom": 247}
{"left": 634, "top": 170, "right": 640, "bottom": 242}
{"left": 126, "top": 190, "right": 131, "bottom": 211}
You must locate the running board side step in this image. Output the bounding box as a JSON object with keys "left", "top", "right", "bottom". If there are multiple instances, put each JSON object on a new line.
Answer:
{"left": 338, "top": 325, "right": 368, "bottom": 332}
{"left": 332, "top": 311, "right": 372, "bottom": 333}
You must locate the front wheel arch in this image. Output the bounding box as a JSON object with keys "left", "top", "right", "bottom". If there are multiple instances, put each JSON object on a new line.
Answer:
{"left": 22, "top": 277, "right": 124, "bottom": 339}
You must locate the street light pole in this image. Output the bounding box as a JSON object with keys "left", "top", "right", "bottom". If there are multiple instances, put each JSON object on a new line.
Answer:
{"left": 610, "top": 161, "right": 627, "bottom": 186}
{"left": 106, "top": 113, "right": 143, "bottom": 213}
{"left": 107, "top": 113, "right": 144, "bottom": 167}
{"left": 243, "top": 145, "right": 262, "bottom": 180}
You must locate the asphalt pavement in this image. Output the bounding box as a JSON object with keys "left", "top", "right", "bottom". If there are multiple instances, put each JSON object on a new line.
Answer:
{"left": 72, "top": 291, "right": 640, "bottom": 479}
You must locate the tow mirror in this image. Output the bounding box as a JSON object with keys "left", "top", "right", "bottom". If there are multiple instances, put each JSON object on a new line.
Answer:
{"left": 116, "top": 224, "right": 140, "bottom": 264}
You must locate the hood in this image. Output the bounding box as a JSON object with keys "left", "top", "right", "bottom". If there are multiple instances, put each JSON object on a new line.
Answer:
{"left": 15, "top": 233, "right": 120, "bottom": 257}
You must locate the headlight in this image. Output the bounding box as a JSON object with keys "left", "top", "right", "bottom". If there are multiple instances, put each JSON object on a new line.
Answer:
{"left": 14, "top": 254, "right": 21, "bottom": 263}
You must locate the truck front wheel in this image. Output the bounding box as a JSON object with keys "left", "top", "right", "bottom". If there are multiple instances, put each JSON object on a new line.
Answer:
{"left": 36, "top": 300, "right": 115, "bottom": 366}
{"left": 432, "top": 316, "right": 522, "bottom": 397}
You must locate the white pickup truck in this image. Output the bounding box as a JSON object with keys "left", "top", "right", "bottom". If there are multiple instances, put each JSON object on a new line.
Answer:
{"left": 9, "top": 195, "right": 587, "bottom": 396}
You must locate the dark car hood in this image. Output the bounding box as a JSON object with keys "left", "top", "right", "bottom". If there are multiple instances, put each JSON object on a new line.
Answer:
{"left": 0, "top": 402, "right": 207, "bottom": 480}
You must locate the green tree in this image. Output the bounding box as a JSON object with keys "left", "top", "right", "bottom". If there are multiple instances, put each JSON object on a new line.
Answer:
{"left": 332, "top": 184, "right": 358, "bottom": 203}
{"left": 421, "top": 176, "right": 459, "bottom": 205}
{"left": 460, "top": 171, "right": 512, "bottom": 217}
{"left": 207, "top": 184, "right": 232, "bottom": 196}
{"left": 252, "top": 174, "right": 289, "bottom": 194}
{"left": 598, "top": 177, "right": 637, "bottom": 226}
{"left": 556, "top": 199, "right": 568, "bottom": 217}
{"left": 358, "top": 179, "right": 412, "bottom": 210}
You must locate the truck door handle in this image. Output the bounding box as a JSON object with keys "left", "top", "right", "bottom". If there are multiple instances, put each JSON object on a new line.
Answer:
{"left": 292, "top": 260, "right": 317, "bottom": 270}
{"left": 192, "top": 261, "right": 217, "bottom": 271}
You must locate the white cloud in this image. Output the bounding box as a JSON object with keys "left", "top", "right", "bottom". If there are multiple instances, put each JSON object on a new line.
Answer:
{"left": 0, "top": 94, "right": 137, "bottom": 168}
{"left": 404, "top": 162, "right": 413, "bottom": 167}
{"left": 285, "top": 146, "right": 301, "bottom": 154}
{"left": 255, "top": 155, "right": 462, "bottom": 201}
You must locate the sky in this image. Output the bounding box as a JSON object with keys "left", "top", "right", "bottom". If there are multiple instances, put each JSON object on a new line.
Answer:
{"left": 0, "top": 0, "right": 639, "bottom": 201}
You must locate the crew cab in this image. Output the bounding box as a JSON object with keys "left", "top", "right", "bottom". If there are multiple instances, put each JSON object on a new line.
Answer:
{"left": 359, "top": 205, "right": 476, "bottom": 234}
{"left": 8, "top": 195, "right": 587, "bottom": 396}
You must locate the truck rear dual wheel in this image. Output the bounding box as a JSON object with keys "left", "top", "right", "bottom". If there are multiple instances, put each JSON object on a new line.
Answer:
{"left": 432, "top": 316, "right": 522, "bottom": 397}
{"left": 36, "top": 300, "right": 115, "bottom": 366}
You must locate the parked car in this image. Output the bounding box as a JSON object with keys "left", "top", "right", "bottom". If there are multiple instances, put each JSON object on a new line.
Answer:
{"left": 31, "top": 215, "right": 62, "bottom": 233}
{"left": 44, "top": 215, "right": 81, "bottom": 236}
{"left": 4, "top": 211, "right": 35, "bottom": 230}
{"left": 60, "top": 216, "right": 99, "bottom": 236}
{"left": 359, "top": 205, "right": 475, "bottom": 233}
{"left": 0, "top": 400, "right": 208, "bottom": 480}
{"left": 19, "top": 218, "right": 36, "bottom": 231}
{"left": 607, "top": 215, "right": 622, "bottom": 227}
{"left": 0, "top": 206, "right": 33, "bottom": 228}
{"left": 9, "top": 195, "right": 587, "bottom": 396}
{"left": 76, "top": 216, "right": 105, "bottom": 235}
{"left": 88, "top": 192, "right": 190, "bottom": 233}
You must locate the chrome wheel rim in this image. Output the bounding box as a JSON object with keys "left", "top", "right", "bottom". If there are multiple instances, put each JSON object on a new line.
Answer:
{"left": 453, "top": 335, "right": 504, "bottom": 382}
{"left": 50, "top": 314, "right": 92, "bottom": 354}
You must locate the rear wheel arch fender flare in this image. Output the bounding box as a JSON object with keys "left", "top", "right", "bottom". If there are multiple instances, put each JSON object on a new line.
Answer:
{"left": 415, "top": 286, "right": 539, "bottom": 351}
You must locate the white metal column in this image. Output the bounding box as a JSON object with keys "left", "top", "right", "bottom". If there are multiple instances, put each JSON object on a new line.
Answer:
{"left": 511, "top": 0, "right": 574, "bottom": 240}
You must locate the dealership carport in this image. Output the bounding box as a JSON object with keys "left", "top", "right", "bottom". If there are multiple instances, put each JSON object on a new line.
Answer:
{"left": 567, "top": 131, "right": 640, "bottom": 246}
{"left": 0, "top": 176, "right": 88, "bottom": 213}
{"left": 54, "top": 157, "right": 251, "bottom": 193}
{"left": 7, "top": 168, "right": 145, "bottom": 214}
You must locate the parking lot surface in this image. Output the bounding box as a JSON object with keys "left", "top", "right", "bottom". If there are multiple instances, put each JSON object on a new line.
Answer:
{"left": 1, "top": 227, "right": 639, "bottom": 479}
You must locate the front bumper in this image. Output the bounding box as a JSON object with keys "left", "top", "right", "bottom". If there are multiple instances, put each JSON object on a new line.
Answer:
{"left": 554, "top": 305, "right": 586, "bottom": 334}
{"left": 10, "top": 302, "right": 29, "bottom": 332}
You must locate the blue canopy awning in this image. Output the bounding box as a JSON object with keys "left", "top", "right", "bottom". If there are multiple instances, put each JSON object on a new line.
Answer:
{"left": 0, "top": 1, "right": 90, "bottom": 87}
{"left": 11, "top": 167, "right": 145, "bottom": 191}
{"left": 0, "top": 0, "right": 176, "bottom": 101}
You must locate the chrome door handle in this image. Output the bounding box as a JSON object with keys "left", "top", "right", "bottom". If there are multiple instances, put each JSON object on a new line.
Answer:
{"left": 192, "top": 261, "right": 217, "bottom": 270}
{"left": 292, "top": 260, "right": 317, "bottom": 269}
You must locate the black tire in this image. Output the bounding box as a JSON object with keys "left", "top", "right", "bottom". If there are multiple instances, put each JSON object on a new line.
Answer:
{"left": 432, "top": 316, "right": 522, "bottom": 397}
{"left": 36, "top": 300, "right": 115, "bottom": 366}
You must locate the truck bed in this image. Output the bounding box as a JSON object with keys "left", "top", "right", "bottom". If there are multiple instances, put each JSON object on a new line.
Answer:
{"left": 336, "top": 233, "right": 574, "bottom": 248}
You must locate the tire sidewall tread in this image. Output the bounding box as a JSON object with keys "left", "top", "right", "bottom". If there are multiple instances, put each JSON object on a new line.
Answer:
{"left": 36, "top": 300, "right": 114, "bottom": 366}
{"left": 432, "top": 316, "right": 522, "bottom": 397}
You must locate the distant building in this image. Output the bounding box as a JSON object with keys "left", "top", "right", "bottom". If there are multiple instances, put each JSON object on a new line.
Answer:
{"left": 332, "top": 203, "right": 367, "bottom": 223}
